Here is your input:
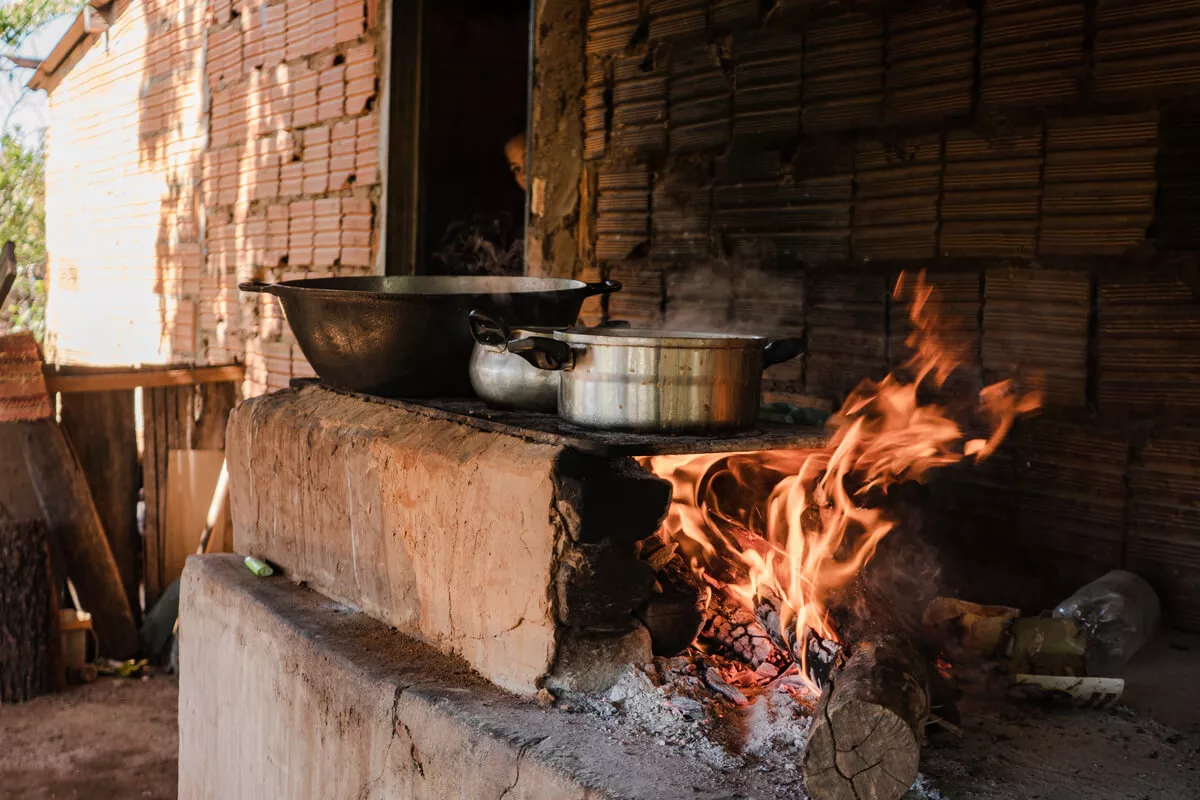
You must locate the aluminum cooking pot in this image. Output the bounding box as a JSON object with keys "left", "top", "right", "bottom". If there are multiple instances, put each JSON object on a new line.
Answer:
{"left": 467, "top": 311, "right": 560, "bottom": 412}
{"left": 506, "top": 327, "right": 805, "bottom": 432}
{"left": 238, "top": 275, "right": 620, "bottom": 397}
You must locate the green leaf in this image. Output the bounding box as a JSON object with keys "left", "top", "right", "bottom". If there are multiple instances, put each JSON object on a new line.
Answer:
{"left": 0, "top": 0, "right": 80, "bottom": 50}
{"left": 0, "top": 130, "right": 47, "bottom": 341}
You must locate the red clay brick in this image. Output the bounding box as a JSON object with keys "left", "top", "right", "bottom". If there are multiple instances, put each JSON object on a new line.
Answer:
{"left": 345, "top": 83, "right": 374, "bottom": 116}
{"left": 345, "top": 42, "right": 374, "bottom": 75}
{"left": 335, "top": 19, "right": 363, "bottom": 43}
{"left": 341, "top": 247, "right": 371, "bottom": 267}
{"left": 330, "top": 155, "right": 356, "bottom": 188}
{"left": 304, "top": 125, "right": 331, "bottom": 147}
{"left": 279, "top": 161, "right": 304, "bottom": 196}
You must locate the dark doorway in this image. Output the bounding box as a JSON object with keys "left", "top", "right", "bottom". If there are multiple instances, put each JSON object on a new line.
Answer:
{"left": 384, "top": 0, "right": 531, "bottom": 275}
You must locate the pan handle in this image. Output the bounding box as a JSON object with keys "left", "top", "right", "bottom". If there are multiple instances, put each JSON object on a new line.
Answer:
{"left": 762, "top": 337, "right": 804, "bottom": 369}
{"left": 507, "top": 336, "right": 575, "bottom": 371}
{"left": 468, "top": 310, "right": 511, "bottom": 348}
{"left": 238, "top": 280, "right": 277, "bottom": 295}
{"left": 582, "top": 279, "right": 622, "bottom": 297}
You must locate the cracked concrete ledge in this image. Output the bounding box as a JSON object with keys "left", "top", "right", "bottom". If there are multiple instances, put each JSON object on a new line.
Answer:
{"left": 179, "top": 555, "right": 785, "bottom": 800}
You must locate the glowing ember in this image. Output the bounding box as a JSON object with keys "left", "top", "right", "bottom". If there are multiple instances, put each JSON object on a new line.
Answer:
{"left": 639, "top": 271, "right": 1041, "bottom": 692}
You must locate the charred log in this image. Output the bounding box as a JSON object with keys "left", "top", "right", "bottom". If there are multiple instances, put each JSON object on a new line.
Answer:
{"left": 754, "top": 598, "right": 840, "bottom": 687}
{"left": 801, "top": 633, "right": 932, "bottom": 800}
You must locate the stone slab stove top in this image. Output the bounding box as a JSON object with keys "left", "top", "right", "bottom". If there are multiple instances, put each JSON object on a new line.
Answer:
{"left": 289, "top": 378, "right": 830, "bottom": 456}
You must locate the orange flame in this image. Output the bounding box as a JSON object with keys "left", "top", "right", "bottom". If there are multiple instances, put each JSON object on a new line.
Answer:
{"left": 639, "top": 271, "right": 1040, "bottom": 687}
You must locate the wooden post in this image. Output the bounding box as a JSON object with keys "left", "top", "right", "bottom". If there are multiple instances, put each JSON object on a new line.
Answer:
{"left": 0, "top": 519, "right": 54, "bottom": 703}
{"left": 18, "top": 420, "right": 139, "bottom": 659}
{"left": 525, "top": 0, "right": 587, "bottom": 279}
{"left": 60, "top": 389, "right": 141, "bottom": 623}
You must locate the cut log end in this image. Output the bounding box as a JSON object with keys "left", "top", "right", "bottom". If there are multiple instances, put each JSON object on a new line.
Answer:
{"left": 803, "top": 700, "right": 920, "bottom": 800}
{"left": 801, "top": 634, "right": 930, "bottom": 800}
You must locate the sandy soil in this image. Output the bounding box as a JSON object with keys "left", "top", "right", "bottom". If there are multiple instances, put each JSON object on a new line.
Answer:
{"left": 0, "top": 676, "right": 178, "bottom": 800}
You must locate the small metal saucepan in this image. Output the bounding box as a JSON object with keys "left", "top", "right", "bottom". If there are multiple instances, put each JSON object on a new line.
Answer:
{"left": 467, "top": 311, "right": 561, "bottom": 412}
{"left": 504, "top": 327, "right": 804, "bottom": 432}
{"left": 467, "top": 312, "right": 633, "bottom": 413}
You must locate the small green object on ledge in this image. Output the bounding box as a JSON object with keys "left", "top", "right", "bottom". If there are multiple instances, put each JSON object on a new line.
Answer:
{"left": 244, "top": 555, "right": 275, "bottom": 577}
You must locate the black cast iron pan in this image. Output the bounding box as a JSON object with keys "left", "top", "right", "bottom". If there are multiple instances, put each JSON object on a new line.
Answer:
{"left": 239, "top": 275, "right": 621, "bottom": 397}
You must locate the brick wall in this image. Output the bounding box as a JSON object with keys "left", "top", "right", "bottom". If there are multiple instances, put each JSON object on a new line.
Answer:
{"left": 43, "top": 0, "right": 382, "bottom": 396}
{"left": 45, "top": 0, "right": 207, "bottom": 366}
{"left": 206, "top": 0, "right": 381, "bottom": 394}
{"left": 560, "top": 0, "right": 1200, "bottom": 629}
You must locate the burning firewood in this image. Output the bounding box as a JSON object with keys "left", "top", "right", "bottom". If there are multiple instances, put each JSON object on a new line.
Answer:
{"left": 698, "top": 595, "right": 777, "bottom": 668}
{"left": 801, "top": 633, "right": 932, "bottom": 800}
{"left": 753, "top": 596, "right": 841, "bottom": 688}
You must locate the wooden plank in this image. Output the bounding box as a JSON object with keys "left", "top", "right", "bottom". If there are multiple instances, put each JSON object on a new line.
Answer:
{"left": 164, "top": 450, "right": 228, "bottom": 586}
{"left": 44, "top": 364, "right": 244, "bottom": 394}
{"left": 142, "top": 388, "right": 168, "bottom": 608}
{"left": 193, "top": 381, "right": 239, "bottom": 450}
{"left": 59, "top": 390, "right": 141, "bottom": 624}
{"left": 17, "top": 420, "right": 139, "bottom": 659}
{"left": 142, "top": 381, "right": 238, "bottom": 607}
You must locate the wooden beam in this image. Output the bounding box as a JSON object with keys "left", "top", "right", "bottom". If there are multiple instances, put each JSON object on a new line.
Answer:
{"left": 27, "top": 0, "right": 114, "bottom": 91}
{"left": 81, "top": 5, "right": 109, "bottom": 34}
{"left": 381, "top": 0, "right": 423, "bottom": 275}
{"left": 44, "top": 365, "right": 244, "bottom": 394}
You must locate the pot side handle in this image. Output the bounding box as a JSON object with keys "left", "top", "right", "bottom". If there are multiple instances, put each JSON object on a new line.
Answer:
{"left": 468, "top": 310, "right": 511, "bottom": 347}
{"left": 238, "top": 280, "right": 277, "bottom": 295}
{"left": 583, "top": 279, "right": 622, "bottom": 297}
{"left": 507, "top": 336, "right": 574, "bottom": 371}
{"left": 762, "top": 337, "right": 805, "bottom": 369}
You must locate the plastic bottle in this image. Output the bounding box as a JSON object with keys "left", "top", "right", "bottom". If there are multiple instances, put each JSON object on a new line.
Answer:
{"left": 1053, "top": 570, "right": 1161, "bottom": 675}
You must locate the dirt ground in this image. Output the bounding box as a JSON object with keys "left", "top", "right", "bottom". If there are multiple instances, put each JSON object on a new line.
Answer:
{"left": 0, "top": 676, "right": 178, "bottom": 800}
{"left": 0, "top": 634, "right": 1197, "bottom": 800}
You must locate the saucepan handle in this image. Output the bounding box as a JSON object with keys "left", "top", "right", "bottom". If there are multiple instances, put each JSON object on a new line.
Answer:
{"left": 762, "top": 337, "right": 804, "bottom": 369}
{"left": 582, "top": 279, "right": 622, "bottom": 297}
{"left": 468, "top": 310, "right": 511, "bottom": 348}
{"left": 238, "top": 280, "right": 277, "bottom": 295}
{"left": 507, "top": 336, "right": 575, "bottom": 371}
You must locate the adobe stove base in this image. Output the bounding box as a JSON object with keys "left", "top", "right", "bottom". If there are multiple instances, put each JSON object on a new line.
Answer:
{"left": 225, "top": 384, "right": 828, "bottom": 695}
{"left": 178, "top": 554, "right": 793, "bottom": 800}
